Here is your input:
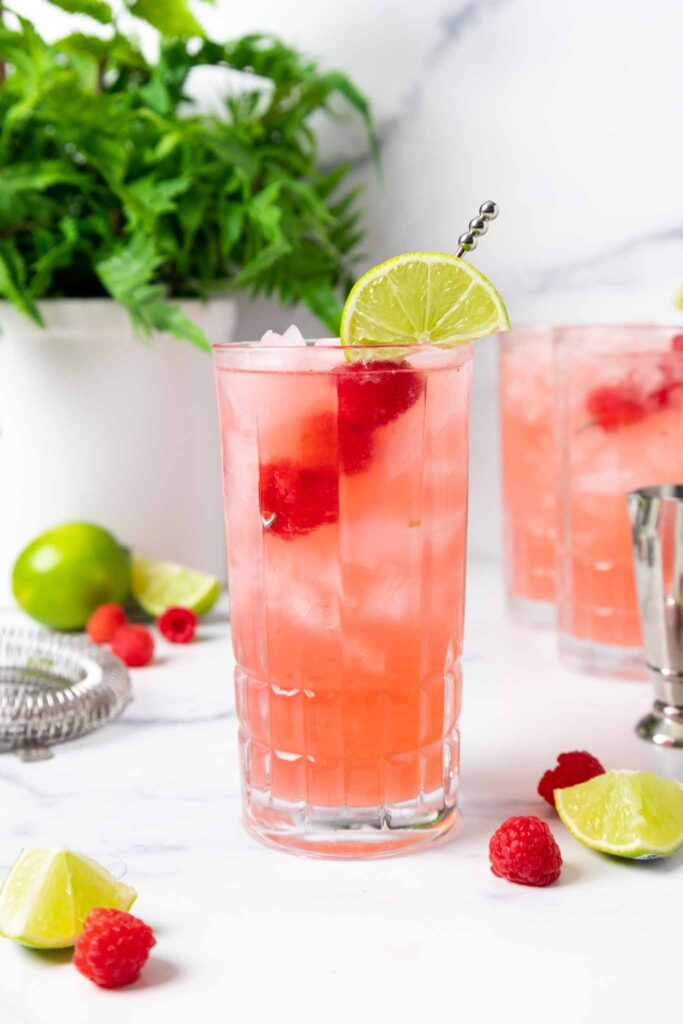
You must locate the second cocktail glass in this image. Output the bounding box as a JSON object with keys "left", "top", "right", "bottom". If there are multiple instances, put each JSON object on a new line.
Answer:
{"left": 555, "top": 325, "right": 683, "bottom": 677}
{"left": 498, "top": 327, "right": 556, "bottom": 625}
{"left": 214, "top": 341, "right": 473, "bottom": 857}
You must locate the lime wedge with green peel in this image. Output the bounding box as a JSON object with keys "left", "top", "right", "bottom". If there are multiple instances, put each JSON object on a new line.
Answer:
{"left": 0, "top": 849, "right": 137, "bottom": 948}
{"left": 340, "top": 252, "right": 509, "bottom": 350}
{"left": 132, "top": 553, "right": 221, "bottom": 617}
{"left": 555, "top": 769, "right": 683, "bottom": 860}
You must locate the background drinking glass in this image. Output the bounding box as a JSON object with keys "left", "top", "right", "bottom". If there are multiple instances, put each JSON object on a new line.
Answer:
{"left": 213, "top": 341, "right": 472, "bottom": 858}
{"left": 498, "top": 327, "right": 557, "bottom": 626}
{"left": 555, "top": 325, "right": 683, "bottom": 678}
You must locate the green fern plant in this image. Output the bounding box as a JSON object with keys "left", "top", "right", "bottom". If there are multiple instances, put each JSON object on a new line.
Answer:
{"left": 0, "top": 0, "right": 375, "bottom": 349}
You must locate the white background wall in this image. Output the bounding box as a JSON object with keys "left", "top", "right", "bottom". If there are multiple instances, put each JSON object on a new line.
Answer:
{"left": 18, "top": 0, "right": 683, "bottom": 555}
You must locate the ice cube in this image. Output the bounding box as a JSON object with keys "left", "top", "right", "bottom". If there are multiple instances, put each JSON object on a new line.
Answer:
{"left": 260, "top": 325, "right": 305, "bottom": 345}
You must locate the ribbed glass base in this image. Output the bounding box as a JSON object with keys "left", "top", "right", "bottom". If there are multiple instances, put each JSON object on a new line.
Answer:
{"left": 242, "top": 791, "right": 460, "bottom": 859}
{"left": 559, "top": 631, "right": 647, "bottom": 680}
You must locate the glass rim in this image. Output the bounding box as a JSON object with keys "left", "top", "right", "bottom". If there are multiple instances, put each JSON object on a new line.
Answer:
{"left": 212, "top": 340, "right": 474, "bottom": 353}
{"left": 553, "top": 322, "right": 683, "bottom": 335}
{"left": 498, "top": 322, "right": 552, "bottom": 332}
{"left": 212, "top": 340, "right": 474, "bottom": 372}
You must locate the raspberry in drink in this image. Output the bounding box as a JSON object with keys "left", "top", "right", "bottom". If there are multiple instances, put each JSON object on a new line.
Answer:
{"left": 555, "top": 325, "right": 683, "bottom": 677}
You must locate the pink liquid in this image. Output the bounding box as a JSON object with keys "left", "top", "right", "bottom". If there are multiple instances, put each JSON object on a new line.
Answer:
{"left": 214, "top": 344, "right": 472, "bottom": 854}
{"left": 556, "top": 327, "right": 683, "bottom": 668}
{"left": 499, "top": 329, "right": 557, "bottom": 612}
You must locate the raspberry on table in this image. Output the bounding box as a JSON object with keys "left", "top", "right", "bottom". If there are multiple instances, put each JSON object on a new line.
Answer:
{"left": 538, "top": 750, "right": 605, "bottom": 807}
{"left": 73, "top": 908, "right": 156, "bottom": 989}
{"left": 259, "top": 459, "right": 339, "bottom": 539}
{"left": 158, "top": 606, "right": 197, "bottom": 643}
{"left": 489, "top": 815, "right": 563, "bottom": 887}
{"left": 336, "top": 359, "right": 425, "bottom": 432}
{"left": 111, "top": 624, "right": 155, "bottom": 667}
{"left": 86, "top": 604, "right": 127, "bottom": 644}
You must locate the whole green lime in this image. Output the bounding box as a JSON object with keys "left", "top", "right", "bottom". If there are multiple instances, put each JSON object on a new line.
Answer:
{"left": 12, "top": 523, "right": 131, "bottom": 631}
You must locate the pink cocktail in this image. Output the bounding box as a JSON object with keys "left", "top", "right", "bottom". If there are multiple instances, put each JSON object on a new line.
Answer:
{"left": 556, "top": 325, "right": 683, "bottom": 677}
{"left": 498, "top": 328, "right": 556, "bottom": 625}
{"left": 214, "top": 341, "right": 472, "bottom": 857}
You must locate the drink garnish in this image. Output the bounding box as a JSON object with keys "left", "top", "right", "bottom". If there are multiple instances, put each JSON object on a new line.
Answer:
{"left": 339, "top": 202, "right": 508, "bottom": 351}
{"left": 259, "top": 460, "right": 339, "bottom": 539}
{"left": 258, "top": 203, "right": 509, "bottom": 539}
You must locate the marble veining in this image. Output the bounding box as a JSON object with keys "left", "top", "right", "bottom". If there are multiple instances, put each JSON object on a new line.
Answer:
{"left": 523, "top": 224, "right": 683, "bottom": 294}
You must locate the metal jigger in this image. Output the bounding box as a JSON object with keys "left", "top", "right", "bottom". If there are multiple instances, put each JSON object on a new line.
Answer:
{"left": 628, "top": 485, "right": 683, "bottom": 747}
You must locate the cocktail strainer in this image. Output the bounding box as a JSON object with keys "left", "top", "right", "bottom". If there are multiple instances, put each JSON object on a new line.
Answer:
{"left": 0, "top": 629, "right": 132, "bottom": 760}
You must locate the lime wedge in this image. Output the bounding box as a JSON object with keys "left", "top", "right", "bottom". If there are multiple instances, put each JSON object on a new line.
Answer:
{"left": 340, "top": 252, "right": 509, "bottom": 350}
{"left": 131, "top": 553, "right": 221, "bottom": 618}
{"left": 0, "top": 849, "right": 137, "bottom": 948}
{"left": 555, "top": 769, "right": 683, "bottom": 859}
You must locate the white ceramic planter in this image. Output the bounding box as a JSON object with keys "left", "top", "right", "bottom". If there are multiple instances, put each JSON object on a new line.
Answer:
{"left": 0, "top": 298, "right": 236, "bottom": 605}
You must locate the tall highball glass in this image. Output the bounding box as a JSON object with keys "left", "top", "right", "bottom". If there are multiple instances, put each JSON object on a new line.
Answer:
{"left": 213, "top": 341, "right": 472, "bottom": 857}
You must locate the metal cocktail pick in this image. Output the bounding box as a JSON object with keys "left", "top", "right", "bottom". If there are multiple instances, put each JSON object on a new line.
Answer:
{"left": 456, "top": 200, "right": 499, "bottom": 258}
{"left": 628, "top": 485, "right": 683, "bottom": 747}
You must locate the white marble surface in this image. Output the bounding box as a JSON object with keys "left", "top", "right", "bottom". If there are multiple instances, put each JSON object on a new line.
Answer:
{"left": 1, "top": 558, "right": 682, "bottom": 1023}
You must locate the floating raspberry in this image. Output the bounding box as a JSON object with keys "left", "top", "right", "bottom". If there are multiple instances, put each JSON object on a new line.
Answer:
{"left": 538, "top": 750, "right": 605, "bottom": 807}
{"left": 300, "top": 412, "right": 374, "bottom": 477}
{"left": 73, "top": 908, "right": 156, "bottom": 989}
{"left": 489, "top": 815, "right": 563, "bottom": 887}
{"left": 86, "top": 604, "right": 127, "bottom": 644}
{"left": 585, "top": 382, "right": 647, "bottom": 432}
{"left": 259, "top": 460, "right": 338, "bottom": 540}
{"left": 338, "top": 419, "right": 375, "bottom": 475}
{"left": 672, "top": 334, "right": 683, "bottom": 352}
{"left": 158, "top": 606, "right": 197, "bottom": 643}
{"left": 644, "top": 362, "right": 683, "bottom": 412}
{"left": 111, "top": 624, "right": 154, "bottom": 667}
{"left": 336, "top": 359, "right": 425, "bottom": 432}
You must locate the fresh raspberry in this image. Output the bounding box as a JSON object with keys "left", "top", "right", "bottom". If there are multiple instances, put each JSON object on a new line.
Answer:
{"left": 585, "top": 382, "right": 647, "bottom": 432}
{"left": 645, "top": 362, "right": 683, "bottom": 411}
{"left": 300, "top": 412, "right": 374, "bottom": 476}
{"left": 259, "top": 460, "right": 338, "bottom": 540}
{"left": 86, "top": 604, "right": 127, "bottom": 644}
{"left": 111, "top": 624, "right": 154, "bottom": 667}
{"left": 538, "top": 750, "right": 605, "bottom": 807}
{"left": 73, "top": 908, "right": 156, "bottom": 989}
{"left": 489, "top": 816, "right": 562, "bottom": 887}
{"left": 338, "top": 420, "right": 375, "bottom": 475}
{"left": 336, "top": 359, "right": 425, "bottom": 432}
{"left": 158, "top": 606, "right": 197, "bottom": 643}
{"left": 672, "top": 334, "right": 683, "bottom": 352}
